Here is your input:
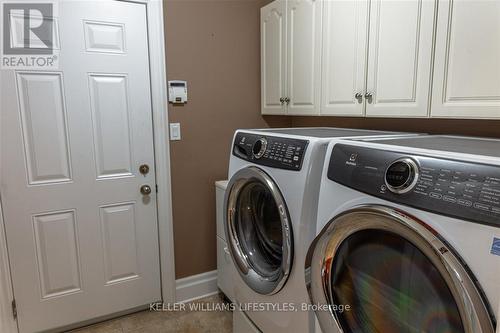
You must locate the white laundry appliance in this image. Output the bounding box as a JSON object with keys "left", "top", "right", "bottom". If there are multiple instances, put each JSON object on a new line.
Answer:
{"left": 225, "top": 128, "right": 420, "bottom": 332}
{"left": 307, "top": 135, "right": 500, "bottom": 333}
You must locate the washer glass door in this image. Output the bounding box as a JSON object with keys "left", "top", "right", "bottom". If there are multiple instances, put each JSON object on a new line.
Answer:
{"left": 307, "top": 206, "right": 494, "bottom": 333}
{"left": 226, "top": 167, "right": 292, "bottom": 295}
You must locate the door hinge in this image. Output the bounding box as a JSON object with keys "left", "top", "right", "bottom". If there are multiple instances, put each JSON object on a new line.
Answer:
{"left": 12, "top": 299, "right": 17, "bottom": 319}
{"left": 155, "top": 184, "right": 158, "bottom": 193}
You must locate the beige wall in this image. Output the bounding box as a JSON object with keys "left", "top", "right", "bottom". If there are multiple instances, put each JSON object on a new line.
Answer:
{"left": 164, "top": 0, "right": 289, "bottom": 279}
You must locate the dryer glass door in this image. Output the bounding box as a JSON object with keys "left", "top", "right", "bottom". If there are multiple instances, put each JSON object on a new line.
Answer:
{"left": 226, "top": 167, "right": 293, "bottom": 295}
{"left": 307, "top": 205, "right": 495, "bottom": 333}
{"left": 330, "top": 229, "right": 463, "bottom": 332}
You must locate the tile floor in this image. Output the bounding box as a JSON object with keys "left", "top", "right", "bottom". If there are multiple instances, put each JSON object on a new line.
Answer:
{"left": 69, "top": 294, "right": 232, "bottom": 333}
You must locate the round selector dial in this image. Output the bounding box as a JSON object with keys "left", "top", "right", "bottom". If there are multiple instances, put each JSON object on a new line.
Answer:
{"left": 252, "top": 137, "right": 268, "bottom": 159}
{"left": 385, "top": 158, "right": 419, "bottom": 194}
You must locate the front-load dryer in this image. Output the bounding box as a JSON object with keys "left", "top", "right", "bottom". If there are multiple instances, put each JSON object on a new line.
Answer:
{"left": 225, "top": 128, "right": 421, "bottom": 333}
{"left": 307, "top": 135, "right": 500, "bottom": 333}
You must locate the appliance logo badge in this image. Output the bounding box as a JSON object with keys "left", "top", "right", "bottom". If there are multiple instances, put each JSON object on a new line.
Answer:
{"left": 491, "top": 237, "right": 500, "bottom": 256}
{"left": 346, "top": 153, "right": 358, "bottom": 166}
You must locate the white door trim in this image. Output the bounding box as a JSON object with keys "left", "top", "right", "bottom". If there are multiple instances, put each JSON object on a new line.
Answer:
{"left": 0, "top": 1, "right": 175, "bottom": 331}
{"left": 144, "top": 0, "right": 177, "bottom": 303}
{"left": 0, "top": 200, "right": 17, "bottom": 333}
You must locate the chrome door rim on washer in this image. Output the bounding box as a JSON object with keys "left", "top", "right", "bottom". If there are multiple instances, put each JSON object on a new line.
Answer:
{"left": 306, "top": 205, "right": 495, "bottom": 333}
{"left": 225, "top": 166, "right": 293, "bottom": 295}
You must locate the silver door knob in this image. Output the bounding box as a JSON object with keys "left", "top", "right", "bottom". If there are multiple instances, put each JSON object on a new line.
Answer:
{"left": 284, "top": 97, "right": 290, "bottom": 105}
{"left": 279, "top": 97, "right": 285, "bottom": 104}
{"left": 365, "top": 92, "right": 373, "bottom": 99}
{"left": 355, "top": 92, "right": 363, "bottom": 100}
{"left": 140, "top": 185, "right": 152, "bottom": 195}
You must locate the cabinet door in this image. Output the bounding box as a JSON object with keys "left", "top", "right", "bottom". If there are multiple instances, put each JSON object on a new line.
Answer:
{"left": 365, "top": 0, "right": 435, "bottom": 117}
{"left": 261, "top": 0, "right": 287, "bottom": 115}
{"left": 286, "top": 0, "right": 322, "bottom": 115}
{"left": 321, "top": 0, "right": 369, "bottom": 116}
{"left": 431, "top": 0, "right": 500, "bottom": 118}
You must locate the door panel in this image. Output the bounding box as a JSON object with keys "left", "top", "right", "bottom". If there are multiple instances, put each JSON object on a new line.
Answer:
{"left": 0, "top": 1, "right": 161, "bottom": 332}
{"left": 286, "top": 0, "right": 322, "bottom": 115}
{"left": 366, "top": 0, "right": 435, "bottom": 117}
{"left": 321, "top": 0, "right": 369, "bottom": 116}
{"left": 83, "top": 21, "right": 126, "bottom": 54}
{"left": 261, "top": 0, "right": 286, "bottom": 115}
{"left": 431, "top": 0, "right": 500, "bottom": 118}
{"left": 33, "top": 210, "right": 82, "bottom": 299}
{"left": 99, "top": 202, "right": 140, "bottom": 285}
{"left": 16, "top": 72, "right": 72, "bottom": 185}
{"left": 88, "top": 74, "right": 134, "bottom": 179}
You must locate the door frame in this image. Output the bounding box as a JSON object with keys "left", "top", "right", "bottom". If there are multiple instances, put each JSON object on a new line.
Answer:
{"left": 0, "top": 200, "right": 17, "bottom": 333}
{"left": 0, "top": 0, "right": 176, "bottom": 331}
{"left": 141, "top": 0, "right": 176, "bottom": 305}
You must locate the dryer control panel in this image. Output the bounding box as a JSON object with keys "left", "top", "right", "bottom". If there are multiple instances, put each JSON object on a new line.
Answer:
{"left": 329, "top": 144, "right": 500, "bottom": 227}
{"left": 232, "top": 132, "right": 308, "bottom": 171}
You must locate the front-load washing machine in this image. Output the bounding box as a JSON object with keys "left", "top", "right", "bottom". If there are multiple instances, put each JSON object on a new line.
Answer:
{"left": 225, "top": 128, "right": 420, "bottom": 333}
{"left": 307, "top": 135, "right": 500, "bottom": 333}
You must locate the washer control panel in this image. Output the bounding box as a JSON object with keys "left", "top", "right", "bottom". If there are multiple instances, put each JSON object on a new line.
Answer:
{"left": 233, "top": 132, "right": 308, "bottom": 171}
{"left": 329, "top": 144, "right": 500, "bottom": 227}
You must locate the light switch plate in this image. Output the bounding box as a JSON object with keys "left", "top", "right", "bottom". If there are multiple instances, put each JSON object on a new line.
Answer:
{"left": 169, "top": 123, "right": 181, "bottom": 141}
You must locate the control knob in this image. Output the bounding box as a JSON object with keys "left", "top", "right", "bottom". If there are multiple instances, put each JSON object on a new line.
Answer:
{"left": 385, "top": 158, "right": 419, "bottom": 194}
{"left": 252, "top": 138, "right": 268, "bottom": 159}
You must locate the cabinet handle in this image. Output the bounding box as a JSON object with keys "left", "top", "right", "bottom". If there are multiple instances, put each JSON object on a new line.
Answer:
{"left": 284, "top": 97, "right": 290, "bottom": 105}
{"left": 279, "top": 97, "right": 285, "bottom": 105}
{"left": 355, "top": 92, "right": 363, "bottom": 100}
{"left": 365, "top": 92, "right": 373, "bottom": 99}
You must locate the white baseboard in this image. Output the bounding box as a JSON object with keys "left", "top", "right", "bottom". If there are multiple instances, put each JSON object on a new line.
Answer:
{"left": 175, "top": 270, "right": 218, "bottom": 303}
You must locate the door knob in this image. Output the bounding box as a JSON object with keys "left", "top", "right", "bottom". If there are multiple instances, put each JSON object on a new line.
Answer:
{"left": 365, "top": 92, "right": 373, "bottom": 99}
{"left": 139, "top": 164, "right": 150, "bottom": 175}
{"left": 279, "top": 97, "right": 285, "bottom": 104}
{"left": 284, "top": 97, "right": 290, "bottom": 105}
{"left": 140, "top": 185, "right": 152, "bottom": 195}
{"left": 355, "top": 92, "right": 363, "bottom": 100}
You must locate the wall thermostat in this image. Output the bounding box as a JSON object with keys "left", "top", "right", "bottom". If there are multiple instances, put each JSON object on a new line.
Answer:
{"left": 168, "top": 80, "right": 188, "bottom": 104}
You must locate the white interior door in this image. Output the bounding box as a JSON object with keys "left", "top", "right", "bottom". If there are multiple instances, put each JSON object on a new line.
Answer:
{"left": 365, "top": 0, "right": 435, "bottom": 117}
{"left": 321, "top": 0, "right": 369, "bottom": 116}
{"left": 0, "top": 1, "right": 161, "bottom": 332}
{"left": 286, "top": 0, "right": 322, "bottom": 115}
{"left": 261, "top": 0, "right": 287, "bottom": 115}
{"left": 431, "top": 0, "right": 500, "bottom": 119}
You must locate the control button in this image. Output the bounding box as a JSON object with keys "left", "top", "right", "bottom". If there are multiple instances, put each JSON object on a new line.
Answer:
{"left": 293, "top": 156, "right": 299, "bottom": 161}
{"left": 473, "top": 203, "right": 490, "bottom": 211}
{"left": 430, "top": 192, "right": 442, "bottom": 199}
{"left": 380, "top": 185, "right": 387, "bottom": 192}
{"left": 350, "top": 153, "right": 358, "bottom": 162}
{"left": 385, "top": 158, "right": 419, "bottom": 194}
{"left": 443, "top": 195, "right": 457, "bottom": 203}
{"left": 457, "top": 199, "right": 472, "bottom": 207}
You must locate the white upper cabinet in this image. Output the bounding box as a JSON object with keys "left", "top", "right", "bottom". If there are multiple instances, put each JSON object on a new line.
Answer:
{"left": 365, "top": 0, "right": 435, "bottom": 117}
{"left": 261, "top": 0, "right": 500, "bottom": 119}
{"left": 261, "top": 0, "right": 287, "bottom": 115}
{"left": 431, "top": 0, "right": 500, "bottom": 119}
{"left": 286, "top": 0, "right": 322, "bottom": 115}
{"left": 261, "top": 0, "right": 322, "bottom": 115}
{"left": 321, "top": 0, "right": 369, "bottom": 116}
